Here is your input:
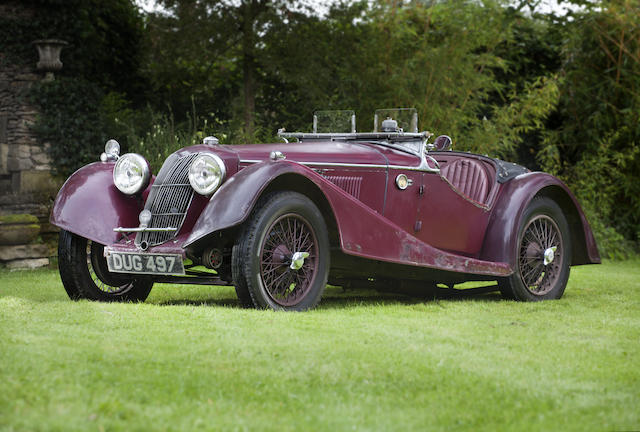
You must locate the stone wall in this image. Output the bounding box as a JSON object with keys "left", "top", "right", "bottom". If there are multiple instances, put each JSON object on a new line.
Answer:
{"left": 0, "top": 3, "right": 59, "bottom": 269}
{"left": 0, "top": 65, "right": 53, "bottom": 182}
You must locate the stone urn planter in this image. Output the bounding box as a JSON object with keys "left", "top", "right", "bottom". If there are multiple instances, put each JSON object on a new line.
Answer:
{"left": 31, "top": 39, "right": 68, "bottom": 81}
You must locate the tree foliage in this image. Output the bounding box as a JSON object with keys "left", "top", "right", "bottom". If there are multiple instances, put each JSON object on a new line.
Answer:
{"left": 145, "top": 0, "right": 318, "bottom": 138}
{"left": 136, "top": 0, "right": 639, "bottom": 256}
{"left": 8, "top": 0, "right": 638, "bottom": 256}
{"left": 538, "top": 0, "right": 640, "bottom": 255}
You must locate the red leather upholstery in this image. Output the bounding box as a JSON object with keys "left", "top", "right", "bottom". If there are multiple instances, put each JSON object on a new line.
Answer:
{"left": 440, "top": 159, "right": 490, "bottom": 204}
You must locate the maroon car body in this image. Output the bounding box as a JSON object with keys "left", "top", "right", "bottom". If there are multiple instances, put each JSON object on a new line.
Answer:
{"left": 51, "top": 110, "right": 600, "bottom": 310}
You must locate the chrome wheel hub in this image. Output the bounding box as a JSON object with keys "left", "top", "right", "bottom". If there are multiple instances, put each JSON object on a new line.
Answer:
{"left": 289, "top": 251, "right": 309, "bottom": 271}
{"left": 543, "top": 246, "right": 557, "bottom": 266}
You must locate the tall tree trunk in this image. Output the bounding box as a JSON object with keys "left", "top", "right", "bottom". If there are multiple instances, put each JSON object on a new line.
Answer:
{"left": 242, "top": 0, "right": 256, "bottom": 138}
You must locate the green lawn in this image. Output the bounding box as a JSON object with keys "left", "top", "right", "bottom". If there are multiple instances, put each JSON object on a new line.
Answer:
{"left": 1, "top": 261, "right": 639, "bottom": 431}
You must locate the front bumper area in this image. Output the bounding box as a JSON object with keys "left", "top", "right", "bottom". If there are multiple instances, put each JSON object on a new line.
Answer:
{"left": 103, "top": 236, "right": 231, "bottom": 286}
{"left": 106, "top": 237, "right": 187, "bottom": 258}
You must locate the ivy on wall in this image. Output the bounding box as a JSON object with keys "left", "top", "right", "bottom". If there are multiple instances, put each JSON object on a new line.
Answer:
{"left": 1, "top": 0, "right": 147, "bottom": 176}
{"left": 28, "top": 78, "right": 108, "bottom": 176}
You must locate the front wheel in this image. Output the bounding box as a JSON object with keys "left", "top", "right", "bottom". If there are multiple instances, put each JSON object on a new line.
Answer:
{"left": 232, "top": 191, "right": 330, "bottom": 311}
{"left": 498, "top": 197, "right": 571, "bottom": 301}
{"left": 58, "top": 230, "right": 153, "bottom": 302}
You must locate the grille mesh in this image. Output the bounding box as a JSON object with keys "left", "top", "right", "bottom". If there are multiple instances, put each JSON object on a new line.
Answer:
{"left": 136, "top": 153, "right": 198, "bottom": 247}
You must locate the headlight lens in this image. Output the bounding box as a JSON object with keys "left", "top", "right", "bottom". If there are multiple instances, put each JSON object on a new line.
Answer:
{"left": 113, "top": 153, "right": 151, "bottom": 195}
{"left": 105, "top": 139, "right": 120, "bottom": 157}
{"left": 188, "top": 153, "right": 226, "bottom": 195}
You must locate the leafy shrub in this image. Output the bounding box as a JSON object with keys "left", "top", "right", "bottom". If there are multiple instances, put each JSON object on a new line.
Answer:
{"left": 538, "top": 2, "right": 640, "bottom": 257}
{"left": 118, "top": 100, "right": 237, "bottom": 173}
{"left": 562, "top": 130, "right": 639, "bottom": 259}
{"left": 129, "top": 118, "right": 242, "bottom": 173}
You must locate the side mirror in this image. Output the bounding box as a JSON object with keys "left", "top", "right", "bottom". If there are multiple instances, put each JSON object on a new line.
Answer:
{"left": 433, "top": 135, "right": 452, "bottom": 151}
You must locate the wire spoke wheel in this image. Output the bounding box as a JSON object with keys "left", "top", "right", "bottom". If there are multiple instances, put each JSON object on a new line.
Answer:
{"left": 498, "top": 197, "right": 571, "bottom": 301}
{"left": 232, "top": 191, "right": 329, "bottom": 311}
{"left": 259, "top": 214, "right": 319, "bottom": 307}
{"left": 518, "top": 215, "right": 563, "bottom": 296}
{"left": 87, "top": 241, "right": 134, "bottom": 295}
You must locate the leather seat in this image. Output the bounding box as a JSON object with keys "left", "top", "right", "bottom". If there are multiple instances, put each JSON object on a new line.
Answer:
{"left": 440, "top": 159, "right": 490, "bottom": 204}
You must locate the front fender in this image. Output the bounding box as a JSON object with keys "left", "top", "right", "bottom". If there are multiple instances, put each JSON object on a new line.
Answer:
{"left": 480, "top": 172, "right": 600, "bottom": 268}
{"left": 50, "top": 162, "right": 144, "bottom": 245}
{"left": 184, "top": 160, "right": 316, "bottom": 248}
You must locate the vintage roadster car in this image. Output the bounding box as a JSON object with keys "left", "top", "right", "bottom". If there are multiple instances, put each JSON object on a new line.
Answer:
{"left": 51, "top": 108, "right": 600, "bottom": 310}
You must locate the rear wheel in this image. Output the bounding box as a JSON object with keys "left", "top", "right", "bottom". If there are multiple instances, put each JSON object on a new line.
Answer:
{"left": 499, "top": 197, "right": 571, "bottom": 301}
{"left": 58, "top": 230, "right": 153, "bottom": 302}
{"left": 232, "top": 192, "right": 329, "bottom": 311}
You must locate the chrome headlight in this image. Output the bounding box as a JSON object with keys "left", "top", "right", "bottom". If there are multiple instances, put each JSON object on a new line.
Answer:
{"left": 113, "top": 153, "right": 151, "bottom": 195}
{"left": 100, "top": 139, "right": 121, "bottom": 162}
{"left": 105, "top": 139, "right": 120, "bottom": 157}
{"left": 188, "top": 153, "right": 226, "bottom": 196}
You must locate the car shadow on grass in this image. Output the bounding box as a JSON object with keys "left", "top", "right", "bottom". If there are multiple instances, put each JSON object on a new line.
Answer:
{"left": 319, "top": 285, "right": 503, "bottom": 308}
{"left": 153, "top": 297, "right": 245, "bottom": 308}
{"left": 153, "top": 285, "right": 503, "bottom": 309}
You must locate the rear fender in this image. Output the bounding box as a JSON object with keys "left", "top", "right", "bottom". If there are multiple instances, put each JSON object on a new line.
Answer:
{"left": 185, "top": 160, "right": 513, "bottom": 277}
{"left": 50, "top": 162, "right": 147, "bottom": 245}
{"left": 480, "top": 172, "right": 600, "bottom": 267}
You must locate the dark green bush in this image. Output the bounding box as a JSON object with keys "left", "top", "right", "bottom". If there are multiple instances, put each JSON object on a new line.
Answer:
{"left": 28, "top": 78, "right": 108, "bottom": 176}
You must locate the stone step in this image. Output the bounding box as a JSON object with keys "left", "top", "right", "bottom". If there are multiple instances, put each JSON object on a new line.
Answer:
{"left": 0, "top": 243, "right": 51, "bottom": 261}
{"left": 6, "top": 258, "right": 49, "bottom": 270}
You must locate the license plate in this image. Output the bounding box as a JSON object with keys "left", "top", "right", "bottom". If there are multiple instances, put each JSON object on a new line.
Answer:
{"left": 106, "top": 250, "right": 185, "bottom": 276}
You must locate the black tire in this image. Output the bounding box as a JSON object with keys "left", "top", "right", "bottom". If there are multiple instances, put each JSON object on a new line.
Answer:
{"left": 58, "top": 230, "right": 153, "bottom": 302}
{"left": 498, "top": 197, "right": 571, "bottom": 301}
{"left": 231, "top": 252, "right": 255, "bottom": 308}
{"left": 232, "top": 191, "right": 330, "bottom": 311}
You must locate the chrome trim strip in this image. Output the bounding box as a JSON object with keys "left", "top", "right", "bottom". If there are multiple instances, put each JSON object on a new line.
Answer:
{"left": 240, "top": 159, "right": 386, "bottom": 168}
{"left": 239, "top": 159, "right": 439, "bottom": 173}
{"left": 278, "top": 132, "right": 429, "bottom": 139}
{"left": 114, "top": 227, "right": 178, "bottom": 233}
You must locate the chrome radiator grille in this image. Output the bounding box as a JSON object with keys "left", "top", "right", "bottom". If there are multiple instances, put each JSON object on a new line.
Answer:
{"left": 136, "top": 153, "right": 198, "bottom": 247}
